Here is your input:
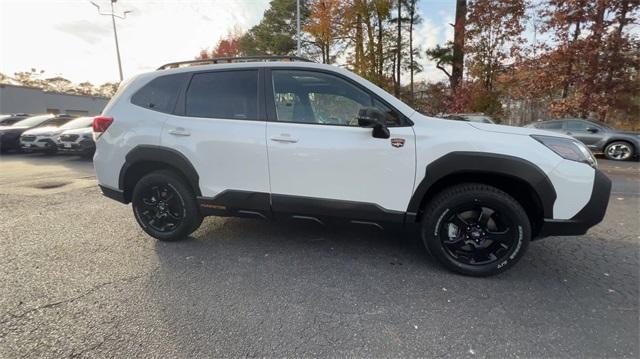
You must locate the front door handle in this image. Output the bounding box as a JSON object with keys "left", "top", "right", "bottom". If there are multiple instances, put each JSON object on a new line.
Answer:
{"left": 168, "top": 127, "right": 191, "bottom": 136}
{"left": 270, "top": 135, "right": 298, "bottom": 143}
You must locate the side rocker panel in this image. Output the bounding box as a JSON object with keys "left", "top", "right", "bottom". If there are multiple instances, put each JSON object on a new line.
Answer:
{"left": 407, "top": 151, "right": 557, "bottom": 220}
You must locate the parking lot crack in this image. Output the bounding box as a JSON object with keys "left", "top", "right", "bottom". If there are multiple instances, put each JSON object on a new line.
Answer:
{"left": 0, "top": 271, "right": 155, "bottom": 327}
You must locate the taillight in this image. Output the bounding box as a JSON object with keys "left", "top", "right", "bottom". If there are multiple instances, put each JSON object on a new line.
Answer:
{"left": 93, "top": 116, "right": 113, "bottom": 140}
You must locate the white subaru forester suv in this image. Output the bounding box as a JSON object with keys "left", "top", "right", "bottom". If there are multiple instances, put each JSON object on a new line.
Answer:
{"left": 93, "top": 57, "right": 611, "bottom": 276}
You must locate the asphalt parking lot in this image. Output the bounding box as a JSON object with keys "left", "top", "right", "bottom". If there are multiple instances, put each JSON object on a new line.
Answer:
{"left": 0, "top": 153, "right": 638, "bottom": 358}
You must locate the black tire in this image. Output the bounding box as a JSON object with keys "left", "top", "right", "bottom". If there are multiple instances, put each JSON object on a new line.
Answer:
{"left": 604, "top": 141, "right": 634, "bottom": 161}
{"left": 421, "top": 183, "right": 530, "bottom": 276}
{"left": 131, "top": 170, "right": 203, "bottom": 241}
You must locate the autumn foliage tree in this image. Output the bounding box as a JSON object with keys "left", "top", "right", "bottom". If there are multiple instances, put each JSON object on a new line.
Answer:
{"left": 305, "top": 0, "right": 343, "bottom": 63}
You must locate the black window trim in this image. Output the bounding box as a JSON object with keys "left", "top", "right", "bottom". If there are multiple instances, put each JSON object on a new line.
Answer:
{"left": 264, "top": 67, "right": 413, "bottom": 128}
{"left": 176, "top": 68, "right": 266, "bottom": 122}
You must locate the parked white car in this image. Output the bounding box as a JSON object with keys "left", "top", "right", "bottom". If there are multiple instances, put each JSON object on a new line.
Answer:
{"left": 19, "top": 115, "right": 85, "bottom": 153}
{"left": 56, "top": 117, "right": 96, "bottom": 157}
{"left": 92, "top": 57, "right": 611, "bottom": 276}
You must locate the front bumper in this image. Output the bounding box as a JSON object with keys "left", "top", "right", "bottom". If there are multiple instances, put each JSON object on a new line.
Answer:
{"left": 21, "top": 138, "right": 57, "bottom": 151}
{"left": 538, "top": 169, "right": 612, "bottom": 237}
{"left": 57, "top": 139, "right": 95, "bottom": 153}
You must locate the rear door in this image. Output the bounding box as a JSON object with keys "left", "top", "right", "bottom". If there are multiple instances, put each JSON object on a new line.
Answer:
{"left": 160, "top": 68, "right": 271, "bottom": 217}
{"left": 264, "top": 68, "right": 416, "bottom": 224}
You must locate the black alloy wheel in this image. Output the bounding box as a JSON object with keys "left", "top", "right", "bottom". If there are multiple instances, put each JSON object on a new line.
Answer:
{"left": 136, "top": 184, "right": 185, "bottom": 233}
{"left": 439, "top": 205, "right": 516, "bottom": 266}
{"left": 422, "top": 183, "right": 530, "bottom": 276}
{"left": 132, "top": 170, "right": 202, "bottom": 241}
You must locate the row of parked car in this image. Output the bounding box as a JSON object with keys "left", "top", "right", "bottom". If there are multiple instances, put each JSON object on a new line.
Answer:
{"left": 0, "top": 113, "right": 96, "bottom": 158}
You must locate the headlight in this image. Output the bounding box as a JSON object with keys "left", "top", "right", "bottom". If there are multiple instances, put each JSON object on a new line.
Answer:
{"left": 531, "top": 135, "right": 597, "bottom": 167}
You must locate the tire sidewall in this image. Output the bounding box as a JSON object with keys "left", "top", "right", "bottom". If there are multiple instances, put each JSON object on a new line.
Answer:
{"left": 422, "top": 188, "right": 531, "bottom": 276}
{"left": 605, "top": 141, "right": 634, "bottom": 161}
{"left": 132, "top": 171, "right": 199, "bottom": 241}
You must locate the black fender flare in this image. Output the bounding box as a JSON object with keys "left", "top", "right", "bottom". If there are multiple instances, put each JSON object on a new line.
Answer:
{"left": 406, "top": 151, "right": 556, "bottom": 219}
{"left": 119, "top": 145, "right": 201, "bottom": 196}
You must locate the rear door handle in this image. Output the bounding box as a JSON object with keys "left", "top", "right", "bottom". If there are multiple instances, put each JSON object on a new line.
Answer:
{"left": 270, "top": 135, "right": 298, "bottom": 143}
{"left": 168, "top": 127, "right": 191, "bottom": 136}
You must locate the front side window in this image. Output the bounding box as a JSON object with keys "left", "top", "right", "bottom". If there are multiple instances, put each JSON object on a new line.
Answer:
{"left": 131, "top": 73, "right": 186, "bottom": 114}
{"left": 185, "top": 70, "right": 258, "bottom": 120}
{"left": 271, "top": 70, "right": 401, "bottom": 126}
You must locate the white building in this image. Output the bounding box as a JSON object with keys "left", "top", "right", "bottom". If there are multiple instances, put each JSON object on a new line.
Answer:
{"left": 0, "top": 84, "right": 109, "bottom": 116}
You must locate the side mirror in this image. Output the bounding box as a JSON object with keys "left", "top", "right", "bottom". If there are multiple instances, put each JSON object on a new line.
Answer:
{"left": 357, "top": 107, "right": 390, "bottom": 139}
{"left": 586, "top": 127, "right": 599, "bottom": 133}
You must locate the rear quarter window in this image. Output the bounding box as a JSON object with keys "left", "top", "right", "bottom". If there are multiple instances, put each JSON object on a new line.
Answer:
{"left": 131, "top": 73, "right": 187, "bottom": 114}
{"left": 185, "top": 70, "right": 258, "bottom": 120}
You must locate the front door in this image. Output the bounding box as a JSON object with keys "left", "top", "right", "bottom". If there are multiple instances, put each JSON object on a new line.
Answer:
{"left": 265, "top": 69, "right": 415, "bottom": 223}
{"left": 565, "top": 120, "right": 602, "bottom": 148}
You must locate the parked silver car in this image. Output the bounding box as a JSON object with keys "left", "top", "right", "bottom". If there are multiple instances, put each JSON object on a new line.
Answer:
{"left": 526, "top": 118, "right": 639, "bottom": 161}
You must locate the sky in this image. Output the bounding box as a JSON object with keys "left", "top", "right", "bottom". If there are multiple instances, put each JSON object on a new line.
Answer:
{"left": 0, "top": 0, "right": 455, "bottom": 85}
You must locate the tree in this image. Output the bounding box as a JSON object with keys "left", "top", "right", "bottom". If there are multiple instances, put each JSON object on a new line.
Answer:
{"left": 44, "top": 76, "right": 72, "bottom": 93}
{"left": 451, "top": 0, "right": 467, "bottom": 92}
{"left": 238, "top": 0, "right": 307, "bottom": 56}
{"left": 426, "top": 45, "right": 454, "bottom": 86}
{"left": 98, "top": 82, "right": 119, "bottom": 98}
{"left": 465, "top": 0, "right": 528, "bottom": 92}
{"left": 426, "top": 0, "right": 466, "bottom": 94}
{"left": 395, "top": 0, "right": 401, "bottom": 96}
{"left": 406, "top": 0, "right": 422, "bottom": 104}
{"left": 78, "top": 82, "right": 97, "bottom": 96}
{"left": 533, "top": 0, "right": 639, "bottom": 122}
{"left": 305, "top": 0, "right": 343, "bottom": 63}
{"left": 197, "top": 28, "right": 243, "bottom": 59}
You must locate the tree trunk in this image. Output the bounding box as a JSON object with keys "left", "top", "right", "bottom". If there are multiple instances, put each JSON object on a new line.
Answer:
{"left": 409, "top": 1, "right": 414, "bottom": 105}
{"left": 355, "top": 13, "right": 364, "bottom": 74}
{"left": 580, "top": 0, "right": 606, "bottom": 117}
{"left": 562, "top": 20, "right": 581, "bottom": 99}
{"left": 395, "top": 0, "right": 401, "bottom": 97}
{"left": 376, "top": 3, "right": 384, "bottom": 78}
{"left": 451, "top": 0, "right": 466, "bottom": 92}
{"left": 603, "top": 0, "right": 630, "bottom": 121}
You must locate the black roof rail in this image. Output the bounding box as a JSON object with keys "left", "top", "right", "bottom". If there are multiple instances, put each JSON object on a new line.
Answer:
{"left": 157, "top": 56, "right": 313, "bottom": 70}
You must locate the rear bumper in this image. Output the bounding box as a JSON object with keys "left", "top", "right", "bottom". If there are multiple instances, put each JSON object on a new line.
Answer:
{"left": 538, "top": 169, "right": 611, "bottom": 237}
{"left": 99, "top": 185, "right": 127, "bottom": 204}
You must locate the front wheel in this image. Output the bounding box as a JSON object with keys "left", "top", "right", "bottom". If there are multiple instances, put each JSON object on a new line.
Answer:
{"left": 131, "top": 170, "right": 202, "bottom": 241}
{"left": 421, "top": 183, "right": 530, "bottom": 276}
{"left": 604, "top": 141, "right": 634, "bottom": 161}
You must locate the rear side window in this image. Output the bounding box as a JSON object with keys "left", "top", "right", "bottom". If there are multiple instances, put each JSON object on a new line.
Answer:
{"left": 539, "top": 121, "right": 563, "bottom": 129}
{"left": 131, "top": 74, "right": 186, "bottom": 114}
{"left": 185, "top": 70, "right": 258, "bottom": 120}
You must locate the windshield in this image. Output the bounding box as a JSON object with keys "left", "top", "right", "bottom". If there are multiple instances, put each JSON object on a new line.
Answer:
{"left": 11, "top": 115, "right": 53, "bottom": 127}
{"left": 58, "top": 116, "right": 94, "bottom": 130}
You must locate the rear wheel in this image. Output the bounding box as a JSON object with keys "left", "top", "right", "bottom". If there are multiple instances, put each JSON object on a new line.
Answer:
{"left": 132, "top": 170, "right": 202, "bottom": 241}
{"left": 604, "top": 141, "right": 634, "bottom": 161}
{"left": 421, "top": 183, "right": 530, "bottom": 276}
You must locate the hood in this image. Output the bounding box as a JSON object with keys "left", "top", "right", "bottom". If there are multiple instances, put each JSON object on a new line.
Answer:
{"left": 468, "top": 122, "right": 575, "bottom": 139}
{"left": 60, "top": 127, "right": 92, "bottom": 136}
{"left": 22, "top": 126, "right": 63, "bottom": 136}
{"left": 0, "top": 125, "right": 28, "bottom": 132}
